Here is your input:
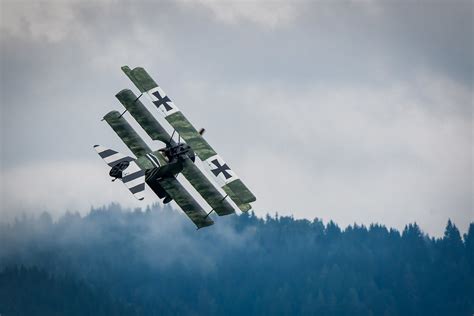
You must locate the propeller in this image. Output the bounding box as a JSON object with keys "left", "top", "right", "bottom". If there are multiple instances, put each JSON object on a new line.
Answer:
{"left": 159, "top": 127, "right": 205, "bottom": 152}
{"left": 157, "top": 128, "right": 203, "bottom": 163}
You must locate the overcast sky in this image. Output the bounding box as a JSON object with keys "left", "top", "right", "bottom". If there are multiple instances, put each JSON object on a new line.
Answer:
{"left": 1, "top": 0, "right": 472, "bottom": 236}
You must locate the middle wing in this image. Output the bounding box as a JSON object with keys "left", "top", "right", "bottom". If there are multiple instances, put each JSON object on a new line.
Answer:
{"left": 115, "top": 89, "right": 235, "bottom": 216}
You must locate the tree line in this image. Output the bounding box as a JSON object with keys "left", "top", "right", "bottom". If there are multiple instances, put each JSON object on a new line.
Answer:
{"left": 1, "top": 203, "right": 472, "bottom": 315}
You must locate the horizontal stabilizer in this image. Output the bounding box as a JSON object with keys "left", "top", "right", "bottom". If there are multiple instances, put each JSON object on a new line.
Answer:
{"left": 94, "top": 145, "right": 146, "bottom": 201}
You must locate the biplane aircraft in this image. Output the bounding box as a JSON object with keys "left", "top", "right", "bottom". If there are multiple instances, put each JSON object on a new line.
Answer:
{"left": 94, "top": 66, "right": 256, "bottom": 228}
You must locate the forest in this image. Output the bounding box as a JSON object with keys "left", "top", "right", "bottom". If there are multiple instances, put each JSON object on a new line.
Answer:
{"left": 0, "top": 203, "right": 473, "bottom": 315}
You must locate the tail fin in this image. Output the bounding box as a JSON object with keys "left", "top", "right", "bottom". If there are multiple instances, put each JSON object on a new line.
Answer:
{"left": 93, "top": 145, "right": 146, "bottom": 201}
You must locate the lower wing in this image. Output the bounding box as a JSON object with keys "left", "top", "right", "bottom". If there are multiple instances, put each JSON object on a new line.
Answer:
{"left": 157, "top": 176, "right": 214, "bottom": 229}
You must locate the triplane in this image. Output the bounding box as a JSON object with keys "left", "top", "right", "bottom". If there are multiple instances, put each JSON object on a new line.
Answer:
{"left": 95, "top": 66, "right": 256, "bottom": 228}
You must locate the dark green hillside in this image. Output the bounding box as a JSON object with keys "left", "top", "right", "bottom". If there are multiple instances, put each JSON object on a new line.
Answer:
{"left": 1, "top": 204, "right": 472, "bottom": 315}
{"left": 0, "top": 266, "right": 135, "bottom": 315}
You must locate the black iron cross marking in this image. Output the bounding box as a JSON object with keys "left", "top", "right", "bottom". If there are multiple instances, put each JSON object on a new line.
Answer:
{"left": 210, "top": 159, "right": 232, "bottom": 179}
{"left": 152, "top": 90, "right": 173, "bottom": 112}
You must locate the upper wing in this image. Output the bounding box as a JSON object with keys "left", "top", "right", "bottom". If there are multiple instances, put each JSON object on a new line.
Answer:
{"left": 122, "top": 66, "right": 256, "bottom": 211}
{"left": 158, "top": 176, "right": 214, "bottom": 229}
{"left": 93, "top": 145, "right": 146, "bottom": 200}
{"left": 115, "top": 89, "right": 171, "bottom": 144}
{"left": 115, "top": 88, "right": 235, "bottom": 216}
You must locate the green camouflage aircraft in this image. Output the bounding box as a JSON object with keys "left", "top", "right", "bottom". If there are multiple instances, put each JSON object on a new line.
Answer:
{"left": 94, "top": 66, "right": 256, "bottom": 228}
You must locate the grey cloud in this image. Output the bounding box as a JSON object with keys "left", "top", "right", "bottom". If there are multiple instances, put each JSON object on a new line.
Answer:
{"left": 0, "top": 0, "right": 472, "bottom": 236}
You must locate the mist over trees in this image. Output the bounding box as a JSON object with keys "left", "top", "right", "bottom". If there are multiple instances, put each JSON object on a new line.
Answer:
{"left": 1, "top": 204, "right": 473, "bottom": 315}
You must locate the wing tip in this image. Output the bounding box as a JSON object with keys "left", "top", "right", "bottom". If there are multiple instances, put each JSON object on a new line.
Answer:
{"left": 131, "top": 66, "right": 145, "bottom": 72}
